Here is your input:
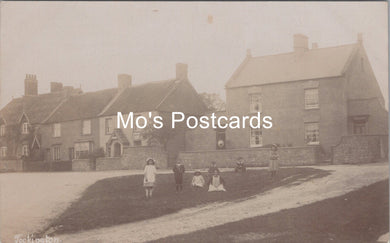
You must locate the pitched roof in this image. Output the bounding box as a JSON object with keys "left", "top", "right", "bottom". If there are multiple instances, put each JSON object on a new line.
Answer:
{"left": 226, "top": 43, "right": 359, "bottom": 88}
{"left": 0, "top": 93, "right": 66, "bottom": 125}
{"left": 100, "top": 79, "right": 182, "bottom": 116}
{"left": 45, "top": 89, "right": 118, "bottom": 123}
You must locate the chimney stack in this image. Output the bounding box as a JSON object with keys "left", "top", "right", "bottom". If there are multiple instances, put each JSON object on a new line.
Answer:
{"left": 176, "top": 63, "right": 188, "bottom": 80}
{"left": 24, "top": 74, "right": 38, "bottom": 96}
{"left": 357, "top": 33, "right": 363, "bottom": 45}
{"left": 50, "top": 82, "right": 63, "bottom": 93}
{"left": 293, "top": 34, "right": 309, "bottom": 53}
{"left": 312, "top": 43, "right": 318, "bottom": 49}
{"left": 118, "top": 74, "right": 132, "bottom": 90}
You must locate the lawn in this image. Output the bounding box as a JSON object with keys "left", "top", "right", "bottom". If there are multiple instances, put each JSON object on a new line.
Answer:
{"left": 154, "top": 179, "right": 389, "bottom": 243}
{"left": 44, "top": 168, "right": 329, "bottom": 235}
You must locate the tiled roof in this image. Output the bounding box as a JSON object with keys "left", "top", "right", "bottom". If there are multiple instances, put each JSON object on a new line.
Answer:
{"left": 226, "top": 44, "right": 359, "bottom": 88}
{"left": 0, "top": 93, "right": 66, "bottom": 125}
{"left": 45, "top": 89, "right": 118, "bottom": 123}
{"left": 100, "top": 79, "right": 181, "bottom": 116}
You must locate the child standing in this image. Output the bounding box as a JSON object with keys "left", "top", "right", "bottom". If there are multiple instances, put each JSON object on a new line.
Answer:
{"left": 269, "top": 144, "right": 279, "bottom": 178}
{"left": 143, "top": 158, "right": 157, "bottom": 199}
{"left": 173, "top": 160, "right": 185, "bottom": 192}
{"left": 191, "top": 171, "right": 205, "bottom": 189}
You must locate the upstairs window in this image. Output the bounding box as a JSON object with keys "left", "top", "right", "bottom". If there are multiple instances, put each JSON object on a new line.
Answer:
{"left": 82, "top": 120, "right": 92, "bottom": 135}
{"left": 53, "top": 123, "right": 61, "bottom": 137}
{"left": 105, "top": 118, "right": 113, "bottom": 135}
{"left": 0, "top": 125, "right": 5, "bottom": 136}
{"left": 22, "top": 122, "right": 29, "bottom": 134}
{"left": 249, "top": 94, "right": 262, "bottom": 113}
{"left": 305, "top": 89, "right": 319, "bottom": 109}
{"left": 305, "top": 122, "right": 320, "bottom": 145}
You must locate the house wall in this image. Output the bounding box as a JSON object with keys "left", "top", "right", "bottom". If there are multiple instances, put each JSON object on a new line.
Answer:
{"left": 184, "top": 126, "right": 216, "bottom": 151}
{"left": 225, "top": 77, "right": 348, "bottom": 154}
{"left": 40, "top": 118, "right": 100, "bottom": 161}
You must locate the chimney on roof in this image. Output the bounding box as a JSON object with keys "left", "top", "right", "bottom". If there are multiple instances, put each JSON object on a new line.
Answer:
{"left": 312, "top": 43, "right": 318, "bottom": 49}
{"left": 50, "top": 82, "right": 63, "bottom": 93}
{"left": 24, "top": 74, "right": 38, "bottom": 96}
{"left": 176, "top": 63, "right": 188, "bottom": 80}
{"left": 118, "top": 74, "right": 132, "bottom": 90}
{"left": 293, "top": 34, "right": 309, "bottom": 53}
{"left": 357, "top": 33, "right": 363, "bottom": 45}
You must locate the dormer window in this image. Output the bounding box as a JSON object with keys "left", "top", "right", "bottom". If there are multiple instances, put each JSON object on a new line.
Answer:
{"left": 0, "top": 125, "right": 5, "bottom": 136}
{"left": 22, "top": 122, "right": 29, "bottom": 134}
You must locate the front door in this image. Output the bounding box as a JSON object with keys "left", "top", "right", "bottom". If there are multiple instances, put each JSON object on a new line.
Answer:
{"left": 113, "top": 142, "right": 121, "bottom": 157}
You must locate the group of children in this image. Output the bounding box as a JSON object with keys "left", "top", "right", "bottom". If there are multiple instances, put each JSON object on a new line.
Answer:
{"left": 143, "top": 144, "right": 279, "bottom": 199}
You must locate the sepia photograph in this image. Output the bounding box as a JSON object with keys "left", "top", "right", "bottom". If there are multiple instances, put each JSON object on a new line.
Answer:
{"left": 0, "top": 1, "right": 388, "bottom": 242}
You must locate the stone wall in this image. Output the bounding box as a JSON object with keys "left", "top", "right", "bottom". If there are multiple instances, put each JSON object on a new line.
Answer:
{"left": 72, "top": 159, "right": 94, "bottom": 171}
{"left": 332, "top": 135, "right": 388, "bottom": 164}
{"left": 96, "top": 157, "right": 124, "bottom": 171}
{"left": 0, "top": 159, "right": 23, "bottom": 172}
{"left": 177, "top": 146, "right": 320, "bottom": 170}
{"left": 96, "top": 146, "right": 169, "bottom": 170}
{"left": 122, "top": 146, "right": 168, "bottom": 169}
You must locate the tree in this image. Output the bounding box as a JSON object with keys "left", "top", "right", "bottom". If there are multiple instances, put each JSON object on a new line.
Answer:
{"left": 199, "top": 92, "right": 226, "bottom": 112}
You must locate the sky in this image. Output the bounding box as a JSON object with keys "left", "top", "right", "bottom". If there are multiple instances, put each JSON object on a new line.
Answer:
{"left": 0, "top": 2, "right": 388, "bottom": 108}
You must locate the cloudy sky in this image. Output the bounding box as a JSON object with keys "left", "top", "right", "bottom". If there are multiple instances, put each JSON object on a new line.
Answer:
{"left": 0, "top": 2, "right": 388, "bottom": 108}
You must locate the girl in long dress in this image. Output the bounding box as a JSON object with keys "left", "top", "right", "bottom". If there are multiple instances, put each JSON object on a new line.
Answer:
{"left": 269, "top": 144, "right": 279, "bottom": 178}
{"left": 143, "top": 158, "right": 157, "bottom": 199}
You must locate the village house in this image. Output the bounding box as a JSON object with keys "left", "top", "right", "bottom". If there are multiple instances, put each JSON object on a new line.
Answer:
{"left": 0, "top": 75, "right": 81, "bottom": 162}
{"left": 179, "top": 33, "right": 388, "bottom": 168}
{"left": 224, "top": 33, "right": 388, "bottom": 157}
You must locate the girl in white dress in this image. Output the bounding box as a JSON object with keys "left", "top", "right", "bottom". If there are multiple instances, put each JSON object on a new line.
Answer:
{"left": 143, "top": 158, "right": 157, "bottom": 199}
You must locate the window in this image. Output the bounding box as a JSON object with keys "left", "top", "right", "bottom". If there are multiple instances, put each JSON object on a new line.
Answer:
{"left": 22, "top": 122, "right": 29, "bottom": 134}
{"left": 305, "top": 123, "right": 320, "bottom": 145}
{"left": 353, "top": 118, "right": 367, "bottom": 135}
{"left": 53, "top": 123, "right": 61, "bottom": 137}
{"left": 133, "top": 115, "right": 145, "bottom": 142}
{"left": 304, "top": 89, "right": 319, "bottom": 109}
{"left": 53, "top": 146, "right": 61, "bottom": 161}
{"left": 22, "top": 145, "right": 29, "bottom": 156}
{"left": 0, "top": 125, "right": 5, "bottom": 136}
{"left": 249, "top": 94, "right": 262, "bottom": 113}
{"left": 105, "top": 118, "right": 113, "bottom": 135}
{"left": 74, "top": 142, "right": 92, "bottom": 159}
{"left": 82, "top": 120, "right": 91, "bottom": 135}
{"left": 0, "top": 147, "right": 7, "bottom": 157}
{"left": 250, "top": 127, "right": 262, "bottom": 147}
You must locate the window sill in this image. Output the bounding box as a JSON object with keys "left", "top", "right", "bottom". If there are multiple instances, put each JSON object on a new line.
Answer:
{"left": 304, "top": 107, "right": 319, "bottom": 110}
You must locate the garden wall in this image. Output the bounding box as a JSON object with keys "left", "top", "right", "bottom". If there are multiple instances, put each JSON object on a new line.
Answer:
{"left": 72, "top": 159, "right": 95, "bottom": 171}
{"left": 96, "top": 146, "right": 168, "bottom": 170}
{"left": 0, "top": 159, "right": 23, "bottom": 172}
{"left": 178, "top": 146, "right": 320, "bottom": 169}
{"left": 332, "top": 135, "right": 388, "bottom": 164}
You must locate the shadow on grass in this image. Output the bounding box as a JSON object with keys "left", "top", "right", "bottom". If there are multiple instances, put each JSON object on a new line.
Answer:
{"left": 153, "top": 179, "right": 389, "bottom": 243}
{"left": 42, "top": 167, "right": 330, "bottom": 235}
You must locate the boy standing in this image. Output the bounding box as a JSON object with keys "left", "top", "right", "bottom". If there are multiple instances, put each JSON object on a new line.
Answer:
{"left": 173, "top": 160, "right": 185, "bottom": 192}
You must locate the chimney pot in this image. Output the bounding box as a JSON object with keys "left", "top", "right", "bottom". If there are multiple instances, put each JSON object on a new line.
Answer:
{"left": 118, "top": 74, "right": 132, "bottom": 90}
{"left": 24, "top": 74, "right": 38, "bottom": 96}
{"left": 293, "top": 34, "right": 309, "bottom": 53}
{"left": 176, "top": 63, "right": 188, "bottom": 80}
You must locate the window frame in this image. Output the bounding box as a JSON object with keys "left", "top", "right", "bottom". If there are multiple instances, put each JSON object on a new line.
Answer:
{"left": 304, "top": 88, "right": 319, "bottom": 110}
{"left": 249, "top": 93, "right": 262, "bottom": 114}
{"left": 250, "top": 127, "right": 263, "bottom": 148}
{"left": 74, "top": 141, "right": 92, "bottom": 159}
{"left": 0, "top": 147, "right": 7, "bottom": 157}
{"left": 304, "top": 122, "right": 320, "bottom": 145}
{"left": 52, "top": 145, "right": 61, "bottom": 161}
{"left": 22, "top": 144, "right": 29, "bottom": 156}
{"left": 22, "top": 122, "right": 29, "bottom": 134}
